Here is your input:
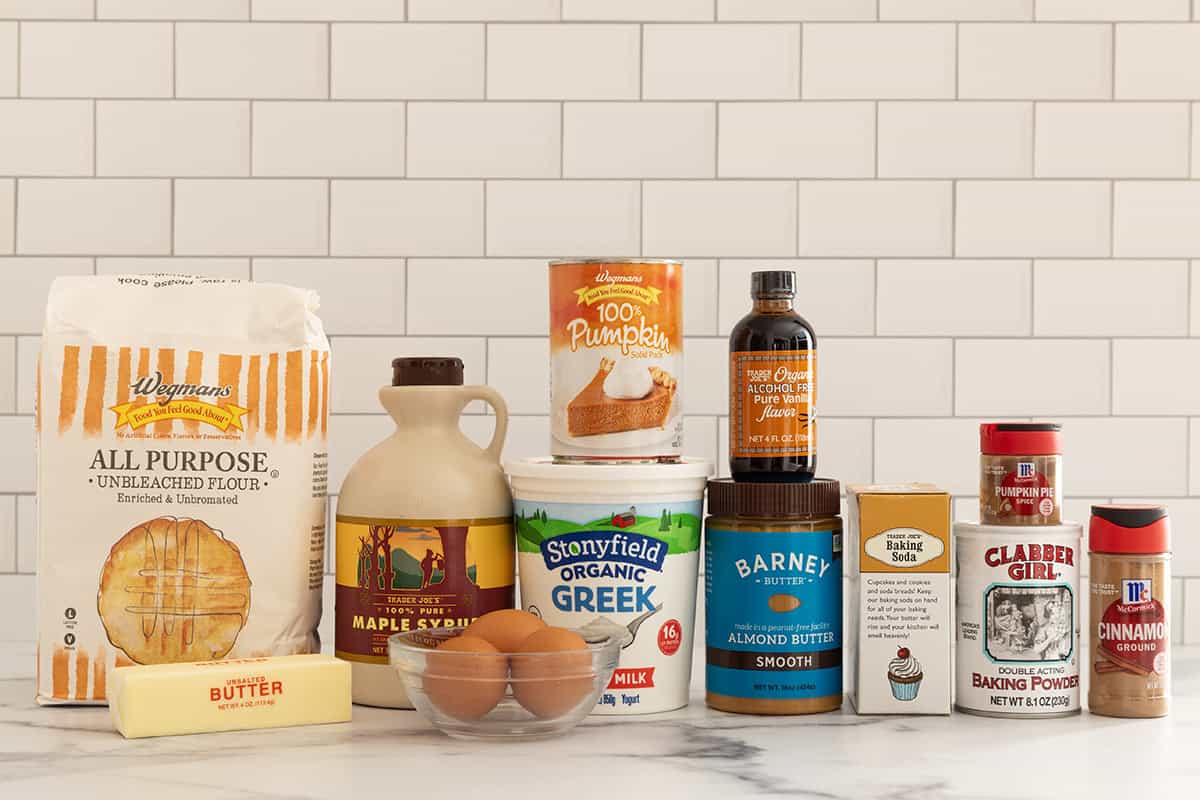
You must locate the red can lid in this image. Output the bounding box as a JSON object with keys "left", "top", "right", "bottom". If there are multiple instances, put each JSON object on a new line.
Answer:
{"left": 1089, "top": 504, "right": 1170, "bottom": 554}
{"left": 980, "top": 422, "right": 1062, "bottom": 456}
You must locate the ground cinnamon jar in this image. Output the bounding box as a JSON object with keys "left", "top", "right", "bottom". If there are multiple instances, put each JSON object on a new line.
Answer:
{"left": 1088, "top": 505, "right": 1171, "bottom": 718}
{"left": 979, "top": 423, "right": 1061, "bottom": 525}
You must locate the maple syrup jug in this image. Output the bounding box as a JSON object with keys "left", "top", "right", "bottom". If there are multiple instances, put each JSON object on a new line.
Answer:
{"left": 335, "top": 357, "right": 515, "bottom": 708}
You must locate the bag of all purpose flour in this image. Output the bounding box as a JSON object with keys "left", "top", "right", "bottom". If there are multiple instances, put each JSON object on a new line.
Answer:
{"left": 36, "top": 275, "right": 330, "bottom": 705}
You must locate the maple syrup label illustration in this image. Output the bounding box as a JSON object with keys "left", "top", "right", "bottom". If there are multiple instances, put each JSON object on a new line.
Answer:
{"left": 333, "top": 516, "right": 514, "bottom": 664}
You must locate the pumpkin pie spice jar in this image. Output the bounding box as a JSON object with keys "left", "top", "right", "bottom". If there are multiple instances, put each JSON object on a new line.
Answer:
{"left": 979, "top": 423, "right": 1062, "bottom": 526}
{"left": 549, "top": 259, "right": 682, "bottom": 463}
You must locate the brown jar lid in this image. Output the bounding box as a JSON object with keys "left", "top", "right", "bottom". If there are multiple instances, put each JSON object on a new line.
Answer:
{"left": 392, "top": 357, "right": 464, "bottom": 387}
{"left": 707, "top": 478, "right": 840, "bottom": 518}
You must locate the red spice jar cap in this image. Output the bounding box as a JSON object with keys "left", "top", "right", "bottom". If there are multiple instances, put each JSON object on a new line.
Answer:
{"left": 1089, "top": 504, "right": 1170, "bottom": 555}
{"left": 980, "top": 422, "right": 1062, "bottom": 456}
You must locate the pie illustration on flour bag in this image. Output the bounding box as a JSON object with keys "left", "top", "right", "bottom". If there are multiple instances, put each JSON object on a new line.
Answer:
{"left": 36, "top": 275, "right": 330, "bottom": 704}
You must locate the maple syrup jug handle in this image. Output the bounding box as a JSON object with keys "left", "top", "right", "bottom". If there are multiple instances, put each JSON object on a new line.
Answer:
{"left": 462, "top": 385, "right": 509, "bottom": 462}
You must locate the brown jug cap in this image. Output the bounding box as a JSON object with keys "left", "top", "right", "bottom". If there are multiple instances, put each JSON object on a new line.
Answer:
{"left": 392, "top": 357, "right": 464, "bottom": 387}
{"left": 707, "top": 478, "right": 841, "bottom": 518}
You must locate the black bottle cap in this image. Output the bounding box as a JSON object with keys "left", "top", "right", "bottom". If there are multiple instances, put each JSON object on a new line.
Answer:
{"left": 708, "top": 478, "right": 841, "bottom": 518}
{"left": 1091, "top": 504, "right": 1168, "bottom": 529}
{"left": 392, "top": 357, "right": 464, "bottom": 386}
{"left": 751, "top": 270, "right": 795, "bottom": 299}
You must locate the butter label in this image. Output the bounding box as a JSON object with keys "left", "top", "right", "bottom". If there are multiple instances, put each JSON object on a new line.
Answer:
{"left": 109, "top": 654, "right": 350, "bottom": 738}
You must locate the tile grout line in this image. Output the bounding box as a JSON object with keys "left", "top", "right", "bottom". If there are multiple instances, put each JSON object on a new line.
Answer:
{"left": 1031, "top": 102, "right": 1038, "bottom": 177}
{"left": 1028, "top": 259, "right": 1035, "bottom": 336}
{"left": 1108, "top": 338, "right": 1115, "bottom": 415}
{"left": 870, "top": 417, "right": 876, "bottom": 483}
{"left": 950, "top": 337, "right": 957, "bottom": 416}
{"left": 10, "top": 97, "right": 1200, "bottom": 104}
{"left": 797, "top": 22, "right": 803, "bottom": 100}
{"left": 872, "top": 258, "right": 879, "bottom": 335}
{"left": 1109, "top": 179, "right": 1115, "bottom": 258}
{"left": 10, "top": 337, "right": 16, "bottom": 435}
{"left": 1189, "top": 256, "right": 1194, "bottom": 339}
{"left": 638, "top": 23, "right": 644, "bottom": 101}
{"left": 950, "top": 180, "right": 957, "bottom": 257}
{"left": 953, "top": 22, "right": 959, "bottom": 99}
{"left": 639, "top": 180, "right": 645, "bottom": 255}
{"left": 1189, "top": 102, "right": 1195, "bottom": 179}
{"left": 713, "top": 101, "right": 719, "bottom": 179}
{"left": 1110, "top": 22, "right": 1116, "bottom": 101}
{"left": 872, "top": 101, "right": 879, "bottom": 177}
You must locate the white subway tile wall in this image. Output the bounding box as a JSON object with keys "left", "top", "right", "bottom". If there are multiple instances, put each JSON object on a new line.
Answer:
{"left": 1, "top": 6, "right": 1199, "bottom": 644}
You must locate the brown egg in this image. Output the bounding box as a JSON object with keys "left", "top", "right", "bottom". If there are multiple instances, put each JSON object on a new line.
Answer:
{"left": 464, "top": 609, "right": 547, "bottom": 652}
{"left": 511, "top": 627, "right": 595, "bottom": 719}
{"left": 423, "top": 635, "right": 508, "bottom": 721}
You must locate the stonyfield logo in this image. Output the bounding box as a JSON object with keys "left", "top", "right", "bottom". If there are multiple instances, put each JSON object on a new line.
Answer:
{"left": 131, "top": 371, "right": 233, "bottom": 406}
{"left": 540, "top": 530, "right": 667, "bottom": 573}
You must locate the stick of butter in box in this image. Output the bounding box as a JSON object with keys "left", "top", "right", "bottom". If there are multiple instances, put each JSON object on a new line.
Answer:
{"left": 109, "top": 654, "right": 351, "bottom": 738}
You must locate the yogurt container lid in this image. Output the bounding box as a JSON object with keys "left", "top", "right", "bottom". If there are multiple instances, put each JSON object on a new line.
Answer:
{"left": 505, "top": 457, "right": 711, "bottom": 482}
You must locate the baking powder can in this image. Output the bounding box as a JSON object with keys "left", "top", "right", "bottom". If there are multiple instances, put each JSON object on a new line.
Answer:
{"left": 549, "top": 259, "right": 683, "bottom": 463}
{"left": 955, "top": 521, "right": 1082, "bottom": 718}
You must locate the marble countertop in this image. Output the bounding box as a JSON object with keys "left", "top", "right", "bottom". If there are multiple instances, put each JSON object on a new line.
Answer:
{"left": 1, "top": 641, "right": 1197, "bottom": 800}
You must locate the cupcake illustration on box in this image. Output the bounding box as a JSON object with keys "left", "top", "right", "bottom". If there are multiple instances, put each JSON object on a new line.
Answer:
{"left": 888, "top": 646, "right": 923, "bottom": 701}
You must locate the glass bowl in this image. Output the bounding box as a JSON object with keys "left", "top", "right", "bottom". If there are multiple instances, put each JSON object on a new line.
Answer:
{"left": 388, "top": 626, "right": 621, "bottom": 741}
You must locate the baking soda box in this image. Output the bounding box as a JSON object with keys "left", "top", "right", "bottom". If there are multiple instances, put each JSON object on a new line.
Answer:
{"left": 846, "top": 485, "right": 952, "bottom": 714}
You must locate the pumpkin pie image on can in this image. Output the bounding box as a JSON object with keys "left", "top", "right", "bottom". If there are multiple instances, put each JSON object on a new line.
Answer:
{"left": 549, "top": 259, "right": 683, "bottom": 463}
{"left": 97, "top": 516, "right": 252, "bottom": 665}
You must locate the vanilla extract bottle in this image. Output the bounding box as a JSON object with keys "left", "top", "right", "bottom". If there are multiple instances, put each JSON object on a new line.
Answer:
{"left": 728, "top": 270, "right": 817, "bottom": 483}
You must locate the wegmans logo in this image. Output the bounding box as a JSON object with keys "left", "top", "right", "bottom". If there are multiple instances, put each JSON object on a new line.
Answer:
{"left": 109, "top": 371, "right": 249, "bottom": 432}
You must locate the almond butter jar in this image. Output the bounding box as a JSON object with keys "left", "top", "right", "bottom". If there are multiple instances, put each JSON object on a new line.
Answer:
{"left": 704, "top": 479, "right": 843, "bottom": 715}
{"left": 979, "top": 423, "right": 1062, "bottom": 526}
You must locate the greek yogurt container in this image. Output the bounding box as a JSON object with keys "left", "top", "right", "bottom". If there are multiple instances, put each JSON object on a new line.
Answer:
{"left": 506, "top": 457, "right": 711, "bottom": 714}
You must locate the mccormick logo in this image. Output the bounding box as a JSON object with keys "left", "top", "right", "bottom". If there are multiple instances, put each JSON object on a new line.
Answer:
{"left": 1123, "top": 579, "right": 1153, "bottom": 605}
{"left": 541, "top": 530, "right": 666, "bottom": 573}
{"left": 1017, "top": 462, "right": 1036, "bottom": 478}
{"left": 109, "top": 371, "right": 249, "bottom": 433}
